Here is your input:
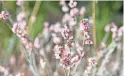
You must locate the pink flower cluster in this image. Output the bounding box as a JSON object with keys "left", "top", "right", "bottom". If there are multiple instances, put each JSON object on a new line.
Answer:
{"left": 84, "top": 57, "right": 97, "bottom": 75}
{"left": 52, "top": 22, "right": 86, "bottom": 68}
{"left": 1, "top": 0, "right": 122, "bottom": 76}
{"left": 68, "top": 0, "right": 77, "bottom": 8}
{"left": 69, "top": 0, "right": 79, "bottom": 17}
{"left": 11, "top": 1, "right": 34, "bottom": 51}
{"left": 80, "top": 19, "right": 93, "bottom": 44}
{"left": 0, "top": 11, "right": 9, "bottom": 20}
{"left": 60, "top": 0, "right": 86, "bottom": 16}
{"left": 12, "top": 23, "right": 34, "bottom": 51}
{"left": 54, "top": 45, "right": 71, "bottom": 68}
{"left": 105, "top": 23, "right": 124, "bottom": 40}
{"left": 52, "top": 0, "right": 93, "bottom": 69}
{"left": 53, "top": 20, "right": 87, "bottom": 69}
{"left": 54, "top": 45, "right": 84, "bottom": 68}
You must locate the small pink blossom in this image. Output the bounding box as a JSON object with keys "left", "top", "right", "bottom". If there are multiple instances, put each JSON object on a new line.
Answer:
{"left": 0, "top": 11, "right": 9, "bottom": 20}
{"left": 105, "top": 23, "right": 117, "bottom": 32}
{"left": 12, "top": 22, "right": 34, "bottom": 51}
{"left": 21, "top": 37, "right": 28, "bottom": 44}
{"left": 80, "top": 7, "right": 86, "bottom": 15}
{"left": 12, "top": 21, "right": 26, "bottom": 33}
{"left": 17, "top": 12, "right": 26, "bottom": 21}
{"left": 70, "top": 8, "right": 79, "bottom": 16}
{"left": 69, "top": 18, "right": 77, "bottom": 26}
{"left": 80, "top": 19, "right": 89, "bottom": 32}
{"left": 60, "top": 55, "right": 71, "bottom": 68}
{"left": 76, "top": 43, "right": 84, "bottom": 54}
{"left": 62, "top": 5, "right": 69, "bottom": 12}
{"left": 85, "top": 39, "right": 93, "bottom": 45}
{"left": 68, "top": 0, "right": 77, "bottom": 8}
{"left": 54, "top": 45, "right": 72, "bottom": 68}
{"left": 88, "top": 57, "right": 97, "bottom": 65}
{"left": 61, "top": 27, "right": 73, "bottom": 39}
{"left": 34, "top": 37, "right": 40, "bottom": 48}
{"left": 84, "top": 57, "right": 97, "bottom": 75}
{"left": 62, "top": 13, "right": 71, "bottom": 23}
{"left": 53, "top": 37, "right": 61, "bottom": 44}
{"left": 110, "top": 23, "right": 117, "bottom": 32}
{"left": 18, "top": 21, "right": 27, "bottom": 30}
{"left": 29, "top": 42, "right": 35, "bottom": 51}
{"left": 54, "top": 22, "right": 61, "bottom": 33}
{"left": 12, "top": 23, "right": 18, "bottom": 33}
{"left": 71, "top": 55, "right": 80, "bottom": 66}
{"left": 44, "top": 22, "right": 49, "bottom": 28}
{"left": 49, "top": 25, "right": 54, "bottom": 32}
{"left": 67, "top": 38, "right": 74, "bottom": 47}
{"left": 54, "top": 45, "right": 62, "bottom": 59}
{"left": 16, "top": 0, "right": 24, "bottom": 6}
{"left": 105, "top": 24, "right": 111, "bottom": 32}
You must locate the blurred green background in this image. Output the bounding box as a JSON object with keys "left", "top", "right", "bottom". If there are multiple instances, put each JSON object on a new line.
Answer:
{"left": 0, "top": 1, "right": 123, "bottom": 62}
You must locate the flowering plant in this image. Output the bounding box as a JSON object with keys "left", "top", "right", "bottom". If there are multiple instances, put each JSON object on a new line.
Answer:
{"left": 0, "top": 0, "right": 123, "bottom": 76}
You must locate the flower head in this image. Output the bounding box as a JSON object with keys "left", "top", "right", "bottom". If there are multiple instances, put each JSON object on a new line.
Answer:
{"left": 0, "top": 11, "right": 9, "bottom": 20}
{"left": 80, "top": 7, "right": 86, "bottom": 16}
{"left": 17, "top": 12, "right": 26, "bottom": 21}
{"left": 70, "top": 8, "right": 79, "bottom": 16}
{"left": 34, "top": 37, "right": 40, "bottom": 48}
{"left": 68, "top": 0, "right": 77, "bottom": 8}
{"left": 16, "top": 0, "right": 24, "bottom": 6}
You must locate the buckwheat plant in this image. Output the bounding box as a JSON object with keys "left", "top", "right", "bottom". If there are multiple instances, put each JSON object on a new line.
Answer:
{"left": 0, "top": 0, "right": 123, "bottom": 76}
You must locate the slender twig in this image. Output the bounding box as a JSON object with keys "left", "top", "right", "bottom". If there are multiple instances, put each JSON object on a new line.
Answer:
{"left": 92, "top": 1, "right": 97, "bottom": 49}
{"left": 97, "top": 41, "right": 117, "bottom": 75}
{"left": 92, "top": 40, "right": 116, "bottom": 76}
{"left": 43, "top": 50, "right": 52, "bottom": 76}
{"left": 67, "top": 68, "right": 70, "bottom": 76}
{"left": 27, "top": 0, "right": 41, "bottom": 35}
{"left": 31, "top": 52, "right": 40, "bottom": 76}
{"left": 92, "top": 1, "right": 100, "bottom": 65}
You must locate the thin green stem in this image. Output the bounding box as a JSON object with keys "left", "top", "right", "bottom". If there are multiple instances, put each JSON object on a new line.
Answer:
{"left": 27, "top": 0, "right": 41, "bottom": 35}
{"left": 92, "top": 1, "right": 97, "bottom": 49}
{"left": 92, "top": 0, "right": 99, "bottom": 62}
